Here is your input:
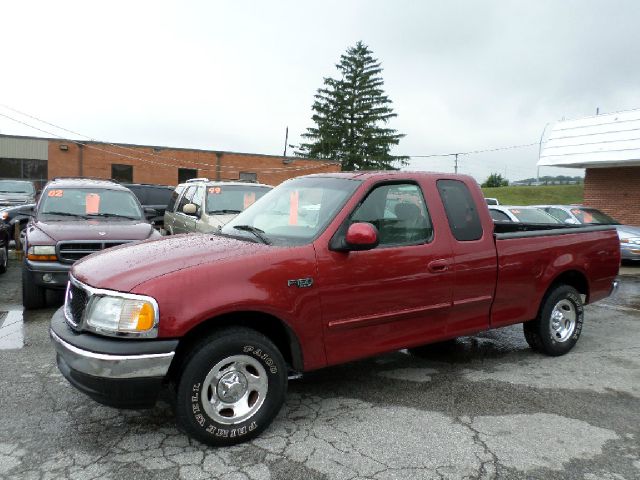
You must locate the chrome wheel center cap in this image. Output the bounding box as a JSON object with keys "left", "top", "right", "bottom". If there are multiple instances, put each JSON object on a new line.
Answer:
{"left": 217, "top": 371, "right": 248, "bottom": 403}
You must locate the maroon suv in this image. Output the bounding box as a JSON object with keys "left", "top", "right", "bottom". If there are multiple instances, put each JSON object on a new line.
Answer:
{"left": 22, "top": 178, "right": 161, "bottom": 309}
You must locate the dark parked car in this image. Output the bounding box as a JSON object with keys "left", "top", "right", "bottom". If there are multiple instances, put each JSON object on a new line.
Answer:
{"left": 0, "top": 179, "right": 38, "bottom": 207}
{"left": 22, "top": 177, "right": 161, "bottom": 309}
{"left": 123, "top": 183, "right": 174, "bottom": 230}
{"left": 1, "top": 203, "right": 36, "bottom": 241}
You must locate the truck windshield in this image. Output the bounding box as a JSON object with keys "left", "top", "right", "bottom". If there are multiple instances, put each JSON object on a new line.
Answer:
{"left": 570, "top": 208, "right": 620, "bottom": 225}
{"left": 206, "top": 185, "right": 271, "bottom": 214}
{"left": 0, "top": 180, "right": 35, "bottom": 194}
{"left": 221, "top": 177, "right": 361, "bottom": 245}
{"left": 39, "top": 188, "right": 143, "bottom": 220}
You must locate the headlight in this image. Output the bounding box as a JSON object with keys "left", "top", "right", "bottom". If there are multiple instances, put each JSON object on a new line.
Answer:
{"left": 27, "top": 245, "right": 57, "bottom": 261}
{"left": 85, "top": 294, "right": 158, "bottom": 337}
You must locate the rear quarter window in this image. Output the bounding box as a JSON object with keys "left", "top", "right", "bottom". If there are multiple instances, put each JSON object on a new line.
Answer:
{"left": 437, "top": 179, "right": 483, "bottom": 241}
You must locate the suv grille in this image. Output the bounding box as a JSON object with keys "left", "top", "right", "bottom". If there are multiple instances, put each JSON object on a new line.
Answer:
{"left": 64, "top": 282, "right": 89, "bottom": 328}
{"left": 57, "top": 241, "right": 130, "bottom": 263}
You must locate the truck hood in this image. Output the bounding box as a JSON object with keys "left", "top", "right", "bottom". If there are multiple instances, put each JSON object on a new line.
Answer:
{"left": 72, "top": 234, "right": 268, "bottom": 291}
{"left": 34, "top": 219, "right": 154, "bottom": 242}
{"left": 0, "top": 193, "right": 33, "bottom": 205}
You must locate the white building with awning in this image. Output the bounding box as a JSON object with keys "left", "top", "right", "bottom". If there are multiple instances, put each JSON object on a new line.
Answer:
{"left": 537, "top": 109, "right": 640, "bottom": 226}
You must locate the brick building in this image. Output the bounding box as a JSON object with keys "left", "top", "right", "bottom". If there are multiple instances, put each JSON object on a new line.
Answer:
{"left": 0, "top": 134, "right": 340, "bottom": 187}
{"left": 538, "top": 109, "right": 640, "bottom": 226}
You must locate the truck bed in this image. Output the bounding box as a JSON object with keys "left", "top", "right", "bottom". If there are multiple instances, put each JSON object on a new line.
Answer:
{"left": 490, "top": 224, "right": 619, "bottom": 328}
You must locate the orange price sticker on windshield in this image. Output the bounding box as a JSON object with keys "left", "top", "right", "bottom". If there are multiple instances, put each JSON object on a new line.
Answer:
{"left": 289, "top": 191, "right": 299, "bottom": 225}
{"left": 85, "top": 193, "right": 101, "bottom": 214}
{"left": 208, "top": 187, "right": 222, "bottom": 194}
{"left": 47, "top": 189, "right": 64, "bottom": 197}
{"left": 243, "top": 192, "right": 256, "bottom": 209}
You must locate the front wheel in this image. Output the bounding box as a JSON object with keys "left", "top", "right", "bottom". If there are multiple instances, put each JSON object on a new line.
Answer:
{"left": 22, "top": 265, "right": 46, "bottom": 309}
{"left": 523, "top": 285, "right": 584, "bottom": 356}
{"left": 175, "top": 327, "right": 287, "bottom": 446}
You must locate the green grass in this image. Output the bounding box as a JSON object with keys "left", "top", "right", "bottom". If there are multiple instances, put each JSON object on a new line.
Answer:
{"left": 481, "top": 184, "right": 584, "bottom": 206}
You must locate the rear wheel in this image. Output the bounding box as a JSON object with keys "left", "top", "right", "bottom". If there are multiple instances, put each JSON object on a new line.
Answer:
{"left": 22, "top": 266, "right": 46, "bottom": 309}
{"left": 523, "top": 285, "right": 583, "bottom": 356}
{"left": 175, "top": 327, "right": 287, "bottom": 446}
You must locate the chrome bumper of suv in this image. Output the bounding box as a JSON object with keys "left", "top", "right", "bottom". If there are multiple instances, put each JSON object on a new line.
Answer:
{"left": 50, "top": 330, "right": 174, "bottom": 379}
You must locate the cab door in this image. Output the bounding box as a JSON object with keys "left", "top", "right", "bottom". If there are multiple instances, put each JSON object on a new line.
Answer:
{"left": 316, "top": 180, "right": 455, "bottom": 366}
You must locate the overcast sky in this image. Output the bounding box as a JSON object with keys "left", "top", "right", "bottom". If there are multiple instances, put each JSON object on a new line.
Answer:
{"left": 1, "top": 0, "right": 639, "bottom": 182}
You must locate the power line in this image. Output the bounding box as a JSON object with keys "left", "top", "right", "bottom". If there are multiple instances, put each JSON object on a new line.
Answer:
{"left": 403, "top": 141, "right": 539, "bottom": 159}
{"left": 0, "top": 107, "right": 339, "bottom": 174}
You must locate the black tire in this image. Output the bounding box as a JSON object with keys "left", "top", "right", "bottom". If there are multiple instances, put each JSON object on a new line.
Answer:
{"left": 0, "top": 245, "right": 7, "bottom": 274}
{"left": 22, "top": 265, "right": 46, "bottom": 309}
{"left": 523, "top": 285, "right": 584, "bottom": 356}
{"left": 175, "top": 327, "right": 287, "bottom": 446}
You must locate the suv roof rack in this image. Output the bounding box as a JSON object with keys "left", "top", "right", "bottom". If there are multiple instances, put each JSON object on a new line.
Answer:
{"left": 185, "top": 178, "right": 210, "bottom": 183}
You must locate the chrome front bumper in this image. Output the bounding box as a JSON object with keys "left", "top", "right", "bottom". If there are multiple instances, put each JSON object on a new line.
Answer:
{"left": 50, "top": 329, "right": 174, "bottom": 379}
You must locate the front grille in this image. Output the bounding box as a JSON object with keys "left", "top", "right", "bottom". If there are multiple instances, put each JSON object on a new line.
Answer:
{"left": 57, "top": 241, "right": 130, "bottom": 263}
{"left": 64, "top": 281, "right": 89, "bottom": 328}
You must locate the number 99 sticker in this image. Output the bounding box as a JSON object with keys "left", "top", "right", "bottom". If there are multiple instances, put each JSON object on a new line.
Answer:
{"left": 208, "top": 187, "right": 222, "bottom": 194}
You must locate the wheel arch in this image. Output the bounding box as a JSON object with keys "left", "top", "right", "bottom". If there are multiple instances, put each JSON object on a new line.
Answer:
{"left": 537, "top": 269, "right": 589, "bottom": 318}
{"left": 168, "top": 310, "right": 304, "bottom": 381}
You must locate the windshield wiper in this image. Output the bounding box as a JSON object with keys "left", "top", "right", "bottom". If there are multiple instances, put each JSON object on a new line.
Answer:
{"left": 232, "top": 225, "right": 271, "bottom": 245}
{"left": 209, "top": 209, "right": 242, "bottom": 214}
{"left": 87, "top": 213, "right": 138, "bottom": 220}
{"left": 43, "top": 211, "right": 89, "bottom": 219}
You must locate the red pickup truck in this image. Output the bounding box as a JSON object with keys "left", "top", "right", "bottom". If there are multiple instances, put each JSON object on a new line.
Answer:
{"left": 50, "top": 172, "right": 620, "bottom": 446}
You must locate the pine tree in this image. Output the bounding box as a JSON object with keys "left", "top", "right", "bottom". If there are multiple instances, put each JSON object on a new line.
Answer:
{"left": 296, "top": 41, "right": 407, "bottom": 170}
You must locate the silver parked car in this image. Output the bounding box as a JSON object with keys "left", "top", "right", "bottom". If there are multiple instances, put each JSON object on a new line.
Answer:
{"left": 488, "top": 205, "right": 562, "bottom": 224}
{"left": 537, "top": 205, "right": 640, "bottom": 262}
{"left": 164, "top": 179, "right": 272, "bottom": 235}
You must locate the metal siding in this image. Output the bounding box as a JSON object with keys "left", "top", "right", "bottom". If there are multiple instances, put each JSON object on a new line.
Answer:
{"left": 538, "top": 109, "right": 640, "bottom": 168}
{"left": 0, "top": 137, "right": 48, "bottom": 160}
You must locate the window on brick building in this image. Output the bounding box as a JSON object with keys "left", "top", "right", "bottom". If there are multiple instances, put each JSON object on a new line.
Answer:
{"left": 239, "top": 171, "right": 258, "bottom": 183}
{"left": 112, "top": 164, "right": 133, "bottom": 183}
{"left": 178, "top": 168, "right": 198, "bottom": 184}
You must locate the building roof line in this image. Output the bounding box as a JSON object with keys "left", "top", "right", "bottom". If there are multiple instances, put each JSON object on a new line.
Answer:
{"left": 0, "top": 133, "right": 339, "bottom": 164}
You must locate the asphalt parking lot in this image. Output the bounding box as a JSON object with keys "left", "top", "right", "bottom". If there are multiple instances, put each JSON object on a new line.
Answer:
{"left": 0, "top": 257, "right": 638, "bottom": 480}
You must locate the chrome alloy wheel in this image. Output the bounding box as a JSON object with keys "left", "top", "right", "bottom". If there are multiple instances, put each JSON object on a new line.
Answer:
{"left": 201, "top": 355, "right": 268, "bottom": 425}
{"left": 549, "top": 299, "right": 577, "bottom": 342}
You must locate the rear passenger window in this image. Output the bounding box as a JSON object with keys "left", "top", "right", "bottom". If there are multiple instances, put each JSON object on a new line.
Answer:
{"left": 148, "top": 187, "right": 173, "bottom": 206}
{"left": 437, "top": 180, "right": 483, "bottom": 241}
{"left": 350, "top": 183, "right": 433, "bottom": 246}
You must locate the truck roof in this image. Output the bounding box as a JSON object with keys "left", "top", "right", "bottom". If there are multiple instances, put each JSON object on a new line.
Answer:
{"left": 303, "top": 171, "right": 476, "bottom": 182}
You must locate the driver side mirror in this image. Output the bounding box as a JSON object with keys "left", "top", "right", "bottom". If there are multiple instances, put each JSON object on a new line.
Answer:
{"left": 16, "top": 205, "right": 35, "bottom": 217}
{"left": 182, "top": 203, "right": 200, "bottom": 217}
{"left": 330, "top": 222, "right": 379, "bottom": 252}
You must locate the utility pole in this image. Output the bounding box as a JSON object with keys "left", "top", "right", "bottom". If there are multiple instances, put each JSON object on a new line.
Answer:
{"left": 454, "top": 153, "right": 458, "bottom": 174}
{"left": 283, "top": 126, "right": 289, "bottom": 157}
